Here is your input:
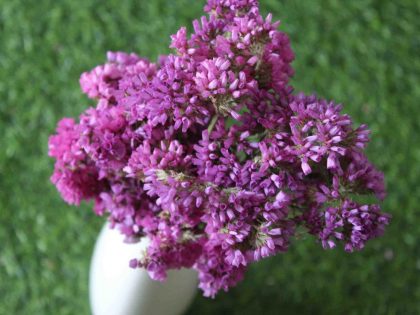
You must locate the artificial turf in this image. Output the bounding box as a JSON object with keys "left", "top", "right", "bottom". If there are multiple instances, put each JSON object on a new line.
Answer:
{"left": 1, "top": 0, "right": 419, "bottom": 314}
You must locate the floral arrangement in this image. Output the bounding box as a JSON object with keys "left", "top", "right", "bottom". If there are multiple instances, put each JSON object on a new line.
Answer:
{"left": 49, "top": 0, "right": 390, "bottom": 297}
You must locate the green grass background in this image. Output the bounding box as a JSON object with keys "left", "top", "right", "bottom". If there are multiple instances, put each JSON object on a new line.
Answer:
{"left": 1, "top": 0, "right": 419, "bottom": 314}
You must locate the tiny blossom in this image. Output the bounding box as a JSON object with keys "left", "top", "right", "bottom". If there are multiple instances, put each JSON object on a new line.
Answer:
{"left": 78, "top": 105, "right": 135, "bottom": 176}
{"left": 204, "top": 0, "right": 259, "bottom": 21}
{"left": 288, "top": 93, "right": 371, "bottom": 175}
{"left": 320, "top": 201, "right": 391, "bottom": 252}
{"left": 49, "top": 0, "right": 390, "bottom": 298}
{"left": 49, "top": 118, "right": 105, "bottom": 205}
{"left": 79, "top": 51, "right": 149, "bottom": 101}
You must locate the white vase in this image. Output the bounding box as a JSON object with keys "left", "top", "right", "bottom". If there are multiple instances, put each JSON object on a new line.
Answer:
{"left": 89, "top": 223, "right": 198, "bottom": 315}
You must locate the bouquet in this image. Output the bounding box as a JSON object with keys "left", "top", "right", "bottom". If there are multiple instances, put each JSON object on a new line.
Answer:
{"left": 49, "top": 0, "right": 390, "bottom": 297}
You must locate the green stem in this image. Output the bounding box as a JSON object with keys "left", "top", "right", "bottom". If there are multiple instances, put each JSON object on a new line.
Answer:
{"left": 207, "top": 115, "right": 219, "bottom": 135}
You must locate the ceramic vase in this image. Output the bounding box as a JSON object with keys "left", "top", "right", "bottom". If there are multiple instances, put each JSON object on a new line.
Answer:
{"left": 89, "top": 223, "right": 198, "bottom": 315}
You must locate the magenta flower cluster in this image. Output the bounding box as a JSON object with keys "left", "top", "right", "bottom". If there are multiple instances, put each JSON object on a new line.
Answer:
{"left": 49, "top": 0, "right": 390, "bottom": 297}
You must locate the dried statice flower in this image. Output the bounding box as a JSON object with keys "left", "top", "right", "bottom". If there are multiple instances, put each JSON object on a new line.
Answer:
{"left": 49, "top": 0, "right": 390, "bottom": 298}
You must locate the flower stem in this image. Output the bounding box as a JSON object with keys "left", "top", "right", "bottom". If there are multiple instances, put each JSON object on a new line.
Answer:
{"left": 207, "top": 115, "right": 219, "bottom": 135}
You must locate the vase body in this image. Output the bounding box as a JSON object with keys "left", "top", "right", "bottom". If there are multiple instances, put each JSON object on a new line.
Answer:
{"left": 89, "top": 223, "right": 198, "bottom": 315}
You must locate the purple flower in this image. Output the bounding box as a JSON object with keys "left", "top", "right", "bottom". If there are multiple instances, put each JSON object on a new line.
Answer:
{"left": 78, "top": 106, "right": 134, "bottom": 175}
{"left": 288, "top": 93, "right": 370, "bottom": 175}
{"left": 49, "top": 0, "right": 390, "bottom": 298}
{"left": 320, "top": 201, "right": 391, "bottom": 252}
{"left": 204, "top": 0, "right": 259, "bottom": 21}
{"left": 194, "top": 57, "right": 257, "bottom": 119}
{"left": 48, "top": 118, "right": 104, "bottom": 205}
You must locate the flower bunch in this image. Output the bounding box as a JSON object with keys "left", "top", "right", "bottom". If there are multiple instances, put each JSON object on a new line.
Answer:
{"left": 49, "top": 0, "right": 390, "bottom": 297}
